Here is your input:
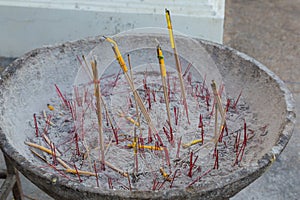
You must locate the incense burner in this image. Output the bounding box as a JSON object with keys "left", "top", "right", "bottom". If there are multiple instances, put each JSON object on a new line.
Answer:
{"left": 0, "top": 33, "right": 295, "bottom": 199}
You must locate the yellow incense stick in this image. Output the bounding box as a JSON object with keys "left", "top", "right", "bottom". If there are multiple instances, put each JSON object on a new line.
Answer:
{"left": 165, "top": 9, "right": 189, "bottom": 123}
{"left": 105, "top": 161, "right": 129, "bottom": 177}
{"left": 104, "top": 36, "right": 158, "bottom": 136}
{"left": 118, "top": 111, "right": 140, "bottom": 127}
{"left": 105, "top": 37, "right": 128, "bottom": 72}
{"left": 25, "top": 141, "right": 70, "bottom": 169}
{"left": 165, "top": 10, "right": 175, "bottom": 49}
{"left": 47, "top": 104, "right": 55, "bottom": 111}
{"left": 182, "top": 139, "right": 203, "bottom": 149}
{"left": 43, "top": 110, "right": 55, "bottom": 126}
{"left": 160, "top": 167, "right": 172, "bottom": 182}
{"left": 65, "top": 168, "right": 96, "bottom": 177}
{"left": 127, "top": 143, "right": 164, "bottom": 151}
{"left": 157, "top": 45, "right": 172, "bottom": 125}
{"left": 26, "top": 141, "right": 53, "bottom": 155}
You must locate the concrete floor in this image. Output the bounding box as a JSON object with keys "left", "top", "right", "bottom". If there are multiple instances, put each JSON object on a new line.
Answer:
{"left": 225, "top": 0, "right": 300, "bottom": 199}
{"left": 1, "top": 0, "right": 299, "bottom": 199}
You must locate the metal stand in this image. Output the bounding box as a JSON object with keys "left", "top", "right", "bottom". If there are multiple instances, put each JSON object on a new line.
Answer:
{"left": 0, "top": 153, "right": 24, "bottom": 200}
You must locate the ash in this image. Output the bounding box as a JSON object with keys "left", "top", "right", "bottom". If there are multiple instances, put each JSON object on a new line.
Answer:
{"left": 27, "top": 66, "right": 266, "bottom": 191}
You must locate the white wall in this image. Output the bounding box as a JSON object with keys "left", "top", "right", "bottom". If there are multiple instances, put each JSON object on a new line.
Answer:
{"left": 0, "top": 0, "right": 225, "bottom": 57}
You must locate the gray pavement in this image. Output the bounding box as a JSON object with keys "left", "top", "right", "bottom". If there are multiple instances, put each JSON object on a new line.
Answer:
{"left": 1, "top": 0, "right": 299, "bottom": 199}
{"left": 225, "top": 0, "right": 300, "bottom": 199}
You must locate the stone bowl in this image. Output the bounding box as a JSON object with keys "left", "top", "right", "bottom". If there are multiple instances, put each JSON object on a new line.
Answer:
{"left": 0, "top": 33, "right": 295, "bottom": 199}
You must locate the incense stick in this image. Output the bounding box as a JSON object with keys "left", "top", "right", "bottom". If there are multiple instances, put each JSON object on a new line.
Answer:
{"left": 91, "top": 60, "right": 105, "bottom": 170}
{"left": 211, "top": 80, "right": 227, "bottom": 145}
{"left": 211, "top": 80, "right": 225, "bottom": 118}
{"left": 104, "top": 37, "right": 159, "bottom": 138}
{"left": 128, "top": 54, "right": 140, "bottom": 174}
{"left": 165, "top": 9, "right": 190, "bottom": 124}
{"left": 25, "top": 141, "right": 70, "bottom": 169}
{"left": 157, "top": 45, "right": 172, "bottom": 126}
{"left": 182, "top": 139, "right": 203, "bottom": 149}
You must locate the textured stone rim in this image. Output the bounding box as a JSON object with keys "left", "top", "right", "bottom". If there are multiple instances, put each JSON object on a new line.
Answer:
{"left": 0, "top": 36, "right": 296, "bottom": 199}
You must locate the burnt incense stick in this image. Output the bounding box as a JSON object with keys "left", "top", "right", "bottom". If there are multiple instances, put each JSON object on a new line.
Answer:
{"left": 33, "top": 113, "right": 39, "bottom": 137}
{"left": 104, "top": 161, "right": 128, "bottom": 177}
{"left": 66, "top": 168, "right": 96, "bottom": 177}
{"left": 211, "top": 80, "right": 228, "bottom": 145}
{"left": 218, "top": 106, "right": 228, "bottom": 143}
{"left": 104, "top": 36, "right": 159, "bottom": 138}
{"left": 157, "top": 45, "right": 172, "bottom": 127}
{"left": 91, "top": 60, "right": 105, "bottom": 170}
{"left": 47, "top": 104, "right": 55, "bottom": 111}
{"left": 30, "top": 149, "right": 73, "bottom": 181}
{"left": 165, "top": 9, "right": 190, "bottom": 124}
{"left": 43, "top": 110, "right": 55, "bottom": 126}
{"left": 233, "top": 89, "right": 243, "bottom": 110}
{"left": 118, "top": 110, "right": 140, "bottom": 127}
{"left": 25, "top": 141, "right": 70, "bottom": 169}
{"left": 81, "top": 55, "right": 93, "bottom": 80}
{"left": 100, "top": 95, "right": 118, "bottom": 145}
{"left": 54, "top": 84, "right": 68, "bottom": 107}
{"left": 182, "top": 139, "right": 203, "bottom": 149}
{"left": 159, "top": 167, "right": 171, "bottom": 182}
{"left": 73, "top": 164, "right": 83, "bottom": 182}
{"left": 128, "top": 54, "right": 140, "bottom": 174}
{"left": 94, "top": 161, "right": 99, "bottom": 187}
{"left": 127, "top": 143, "right": 164, "bottom": 151}
{"left": 211, "top": 80, "right": 225, "bottom": 119}
{"left": 214, "top": 102, "right": 218, "bottom": 140}
{"left": 30, "top": 148, "right": 48, "bottom": 163}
